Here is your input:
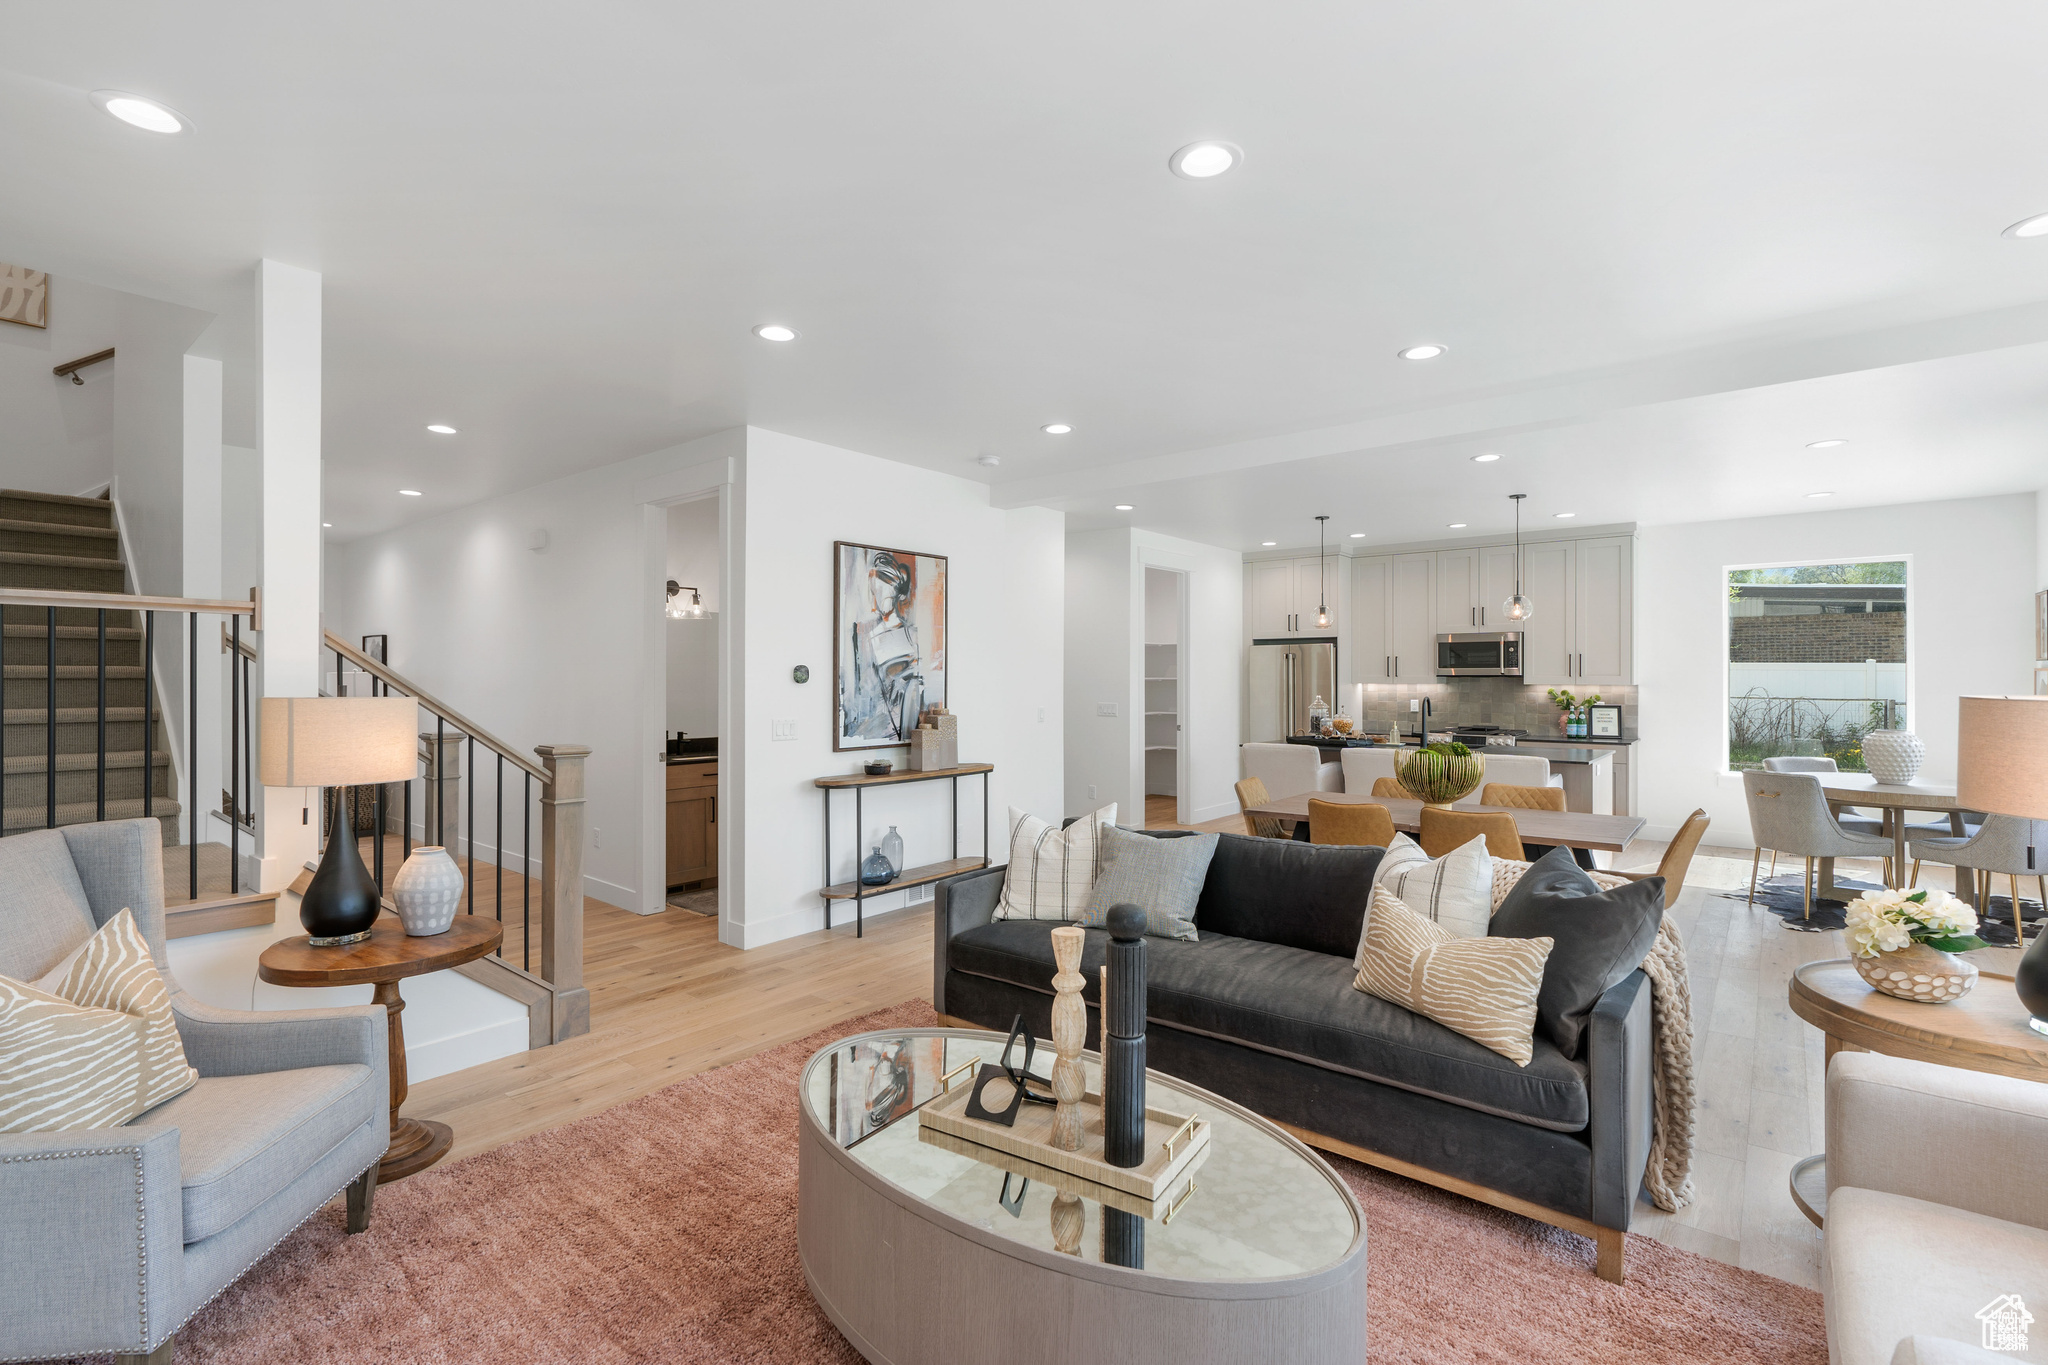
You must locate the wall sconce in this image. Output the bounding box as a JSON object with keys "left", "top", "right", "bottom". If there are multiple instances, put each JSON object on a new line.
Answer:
{"left": 666, "top": 580, "right": 705, "bottom": 619}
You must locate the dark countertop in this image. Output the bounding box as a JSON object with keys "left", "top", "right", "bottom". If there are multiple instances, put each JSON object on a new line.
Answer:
{"left": 665, "top": 754, "right": 717, "bottom": 766}
{"left": 1517, "top": 734, "right": 1638, "bottom": 747}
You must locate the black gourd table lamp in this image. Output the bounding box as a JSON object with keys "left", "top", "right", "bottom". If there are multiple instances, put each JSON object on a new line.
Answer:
{"left": 1956, "top": 695, "right": 2048, "bottom": 1032}
{"left": 259, "top": 696, "right": 420, "bottom": 945}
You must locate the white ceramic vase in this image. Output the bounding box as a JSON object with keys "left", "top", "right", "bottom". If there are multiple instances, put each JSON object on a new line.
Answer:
{"left": 1862, "top": 729, "right": 1924, "bottom": 785}
{"left": 391, "top": 846, "right": 464, "bottom": 936}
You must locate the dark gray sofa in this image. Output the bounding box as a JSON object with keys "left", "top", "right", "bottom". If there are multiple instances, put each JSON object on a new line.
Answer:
{"left": 932, "top": 830, "right": 1654, "bottom": 1281}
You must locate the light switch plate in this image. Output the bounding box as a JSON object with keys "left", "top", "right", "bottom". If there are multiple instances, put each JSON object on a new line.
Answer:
{"left": 1409, "top": 699, "right": 1421, "bottom": 712}
{"left": 772, "top": 719, "right": 797, "bottom": 741}
{"left": 1097, "top": 702, "right": 1118, "bottom": 717}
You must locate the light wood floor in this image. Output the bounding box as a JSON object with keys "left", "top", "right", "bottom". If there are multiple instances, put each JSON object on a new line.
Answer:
{"left": 396, "top": 818, "right": 2015, "bottom": 1291}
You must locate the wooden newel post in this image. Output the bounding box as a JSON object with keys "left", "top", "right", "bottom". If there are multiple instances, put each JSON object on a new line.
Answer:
{"left": 537, "top": 744, "right": 592, "bottom": 1042}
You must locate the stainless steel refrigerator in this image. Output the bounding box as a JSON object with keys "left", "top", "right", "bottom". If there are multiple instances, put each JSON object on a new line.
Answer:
{"left": 1247, "top": 639, "right": 1337, "bottom": 742}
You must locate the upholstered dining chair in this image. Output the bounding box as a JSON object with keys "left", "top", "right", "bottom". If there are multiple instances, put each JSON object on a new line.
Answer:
{"left": 0, "top": 820, "right": 390, "bottom": 1365}
{"left": 1616, "top": 809, "right": 1710, "bottom": 905}
{"left": 1235, "top": 777, "right": 1289, "bottom": 840}
{"left": 1308, "top": 798, "right": 1395, "bottom": 848}
{"left": 1239, "top": 742, "right": 1342, "bottom": 802}
{"left": 1480, "top": 782, "right": 1566, "bottom": 812}
{"left": 1907, "top": 815, "right": 2048, "bottom": 939}
{"left": 1742, "top": 770, "right": 1893, "bottom": 919}
{"left": 1420, "top": 808, "right": 1525, "bottom": 861}
{"left": 1761, "top": 755, "right": 1946, "bottom": 865}
{"left": 1370, "top": 776, "right": 1411, "bottom": 800}
{"left": 1338, "top": 746, "right": 1399, "bottom": 797}
{"left": 1476, "top": 754, "right": 1562, "bottom": 790}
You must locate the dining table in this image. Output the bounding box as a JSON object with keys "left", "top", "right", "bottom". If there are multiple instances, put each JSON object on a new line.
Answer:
{"left": 1243, "top": 790, "right": 1646, "bottom": 854}
{"left": 1813, "top": 773, "right": 1972, "bottom": 899}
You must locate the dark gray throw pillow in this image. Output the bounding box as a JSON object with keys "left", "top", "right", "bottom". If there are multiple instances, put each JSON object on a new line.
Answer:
{"left": 1193, "top": 833, "right": 1382, "bottom": 959}
{"left": 1489, "top": 844, "right": 1664, "bottom": 1057}
{"left": 1080, "top": 825, "right": 1218, "bottom": 940}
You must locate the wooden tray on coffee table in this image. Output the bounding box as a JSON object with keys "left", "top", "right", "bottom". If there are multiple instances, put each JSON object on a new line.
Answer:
{"left": 917, "top": 1079, "right": 1211, "bottom": 1201}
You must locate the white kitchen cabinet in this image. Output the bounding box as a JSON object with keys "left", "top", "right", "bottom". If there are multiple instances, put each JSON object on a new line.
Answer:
{"left": 1479, "top": 545, "right": 1522, "bottom": 626}
{"left": 1572, "top": 536, "right": 1632, "bottom": 685}
{"left": 1351, "top": 555, "right": 1391, "bottom": 679}
{"left": 1435, "top": 548, "right": 1478, "bottom": 633}
{"left": 1387, "top": 553, "right": 1435, "bottom": 681}
{"left": 1248, "top": 556, "right": 1340, "bottom": 638}
{"left": 1518, "top": 542, "right": 1575, "bottom": 685}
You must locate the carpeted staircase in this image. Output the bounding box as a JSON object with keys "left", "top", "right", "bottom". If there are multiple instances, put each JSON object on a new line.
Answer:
{"left": 0, "top": 487, "right": 181, "bottom": 843}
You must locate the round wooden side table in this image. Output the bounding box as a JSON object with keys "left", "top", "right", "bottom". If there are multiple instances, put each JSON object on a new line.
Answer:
{"left": 1786, "top": 958, "right": 2048, "bottom": 1226}
{"left": 259, "top": 914, "right": 504, "bottom": 1183}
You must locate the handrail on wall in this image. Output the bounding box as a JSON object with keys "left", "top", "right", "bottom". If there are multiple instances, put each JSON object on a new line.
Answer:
{"left": 323, "top": 631, "right": 551, "bottom": 785}
{"left": 0, "top": 586, "right": 259, "bottom": 623}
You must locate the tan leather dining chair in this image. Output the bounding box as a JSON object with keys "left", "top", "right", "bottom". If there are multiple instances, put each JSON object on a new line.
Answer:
{"left": 1616, "top": 808, "right": 1710, "bottom": 905}
{"left": 1308, "top": 799, "right": 1396, "bottom": 848}
{"left": 1235, "top": 777, "right": 1289, "bottom": 840}
{"left": 1480, "top": 783, "right": 1567, "bottom": 812}
{"left": 1419, "top": 807, "right": 1525, "bottom": 861}
{"left": 1370, "top": 777, "right": 1411, "bottom": 800}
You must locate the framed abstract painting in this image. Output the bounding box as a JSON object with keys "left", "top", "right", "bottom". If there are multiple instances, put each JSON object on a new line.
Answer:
{"left": 834, "top": 541, "right": 947, "bottom": 751}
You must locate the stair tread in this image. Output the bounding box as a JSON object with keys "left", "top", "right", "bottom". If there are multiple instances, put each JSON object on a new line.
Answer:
{"left": 3, "top": 798, "right": 183, "bottom": 830}
{"left": 4, "top": 751, "right": 171, "bottom": 774}
{"left": 3, "top": 706, "right": 159, "bottom": 722}
{"left": 2, "top": 624, "right": 144, "bottom": 639}
{"left": 0, "top": 518, "right": 117, "bottom": 539}
{"left": 0, "top": 549, "right": 128, "bottom": 570}
{"left": 2, "top": 665, "right": 148, "bottom": 679}
{"left": 0, "top": 489, "right": 116, "bottom": 510}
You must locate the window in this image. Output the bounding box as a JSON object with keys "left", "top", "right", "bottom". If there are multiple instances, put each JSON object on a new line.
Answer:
{"left": 1726, "top": 560, "right": 1906, "bottom": 771}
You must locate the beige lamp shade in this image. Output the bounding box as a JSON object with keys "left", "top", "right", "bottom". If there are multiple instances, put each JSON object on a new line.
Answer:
{"left": 259, "top": 696, "right": 419, "bottom": 787}
{"left": 1956, "top": 695, "right": 2048, "bottom": 821}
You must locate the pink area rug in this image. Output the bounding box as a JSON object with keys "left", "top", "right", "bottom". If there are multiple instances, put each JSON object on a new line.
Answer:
{"left": 163, "top": 1001, "right": 1823, "bottom": 1365}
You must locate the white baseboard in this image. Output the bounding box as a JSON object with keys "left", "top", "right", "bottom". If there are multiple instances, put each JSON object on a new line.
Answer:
{"left": 583, "top": 872, "right": 637, "bottom": 910}
{"left": 1192, "top": 800, "right": 1237, "bottom": 824}
{"left": 734, "top": 897, "right": 921, "bottom": 949}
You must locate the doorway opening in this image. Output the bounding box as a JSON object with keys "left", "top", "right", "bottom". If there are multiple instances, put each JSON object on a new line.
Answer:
{"left": 1144, "top": 567, "right": 1188, "bottom": 828}
{"left": 663, "top": 496, "right": 722, "bottom": 914}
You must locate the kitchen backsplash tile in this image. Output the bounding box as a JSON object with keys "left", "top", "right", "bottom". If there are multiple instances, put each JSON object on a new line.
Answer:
{"left": 1346, "top": 678, "right": 1638, "bottom": 739}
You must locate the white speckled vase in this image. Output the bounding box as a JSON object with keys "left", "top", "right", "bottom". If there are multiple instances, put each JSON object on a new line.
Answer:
{"left": 1855, "top": 942, "right": 1977, "bottom": 1003}
{"left": 391, "top": 846, "right": 464, "bottom": 936}
{"left": 1862, "top": 729, "right": 1924, "bottom": 785}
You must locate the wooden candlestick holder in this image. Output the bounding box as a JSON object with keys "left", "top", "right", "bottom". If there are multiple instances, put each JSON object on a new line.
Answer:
{"left": 1049, "top": 924, "right": 1087, "bottom": 1151}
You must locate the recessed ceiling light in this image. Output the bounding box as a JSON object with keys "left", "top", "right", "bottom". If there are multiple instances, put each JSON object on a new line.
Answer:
{"left": 1168, "top": 141, "right": 1242, "bottom": 179}
{"left": 1805, "top": 438, "right": 1847, "bottom": 449}
{"left": 1261, "top": 541, "right": 1277, "bottom": 547}
{"left": 1113, "top": 504, "right": 1134, "bottom": 511}
{"left": 1807, "top": 491, "right": 1835, "bottom": 499}
{"left": 1349, "top": 532, "right": 1366, "bottom": 538}
{"left": 1398, "top": 344, "right": 1447, "bottom": 361}
{"left": 426, "top": 423, "right": 457, "bottom": 435}
{"left": 752, "top": 324, "right": 798, "bottom": 342}
{"left": 976, "top": 454, "right": 1001, "bottom": 467}
{"left": 2003, "top": 213, "right": 2048, "bottom": 239}
{"left": 90, "top": 90, "right": 187, "bottom": 134}
{"left": 1447, "top": 522, "right": 1467, "bottom": 529}
{"left": 399, "top": 489, "right": 422, "bottom": 497}
{"left": 1471, "top": 453, "right": 1501, "bottom": 463}
{"left": 1041, "top": 423, "right": 1072, "bottom": 435}
{"left": 1553, "top": 512, "right": 1576, "bottom": 519}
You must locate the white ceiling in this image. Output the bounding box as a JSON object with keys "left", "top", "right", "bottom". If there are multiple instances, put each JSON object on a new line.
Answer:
{"left": 4, "top": 1, "right": 2048, "bottom": 545}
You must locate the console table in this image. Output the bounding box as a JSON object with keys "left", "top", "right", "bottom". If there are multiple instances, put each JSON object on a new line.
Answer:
{"left": 814, "top": 763, "right": 992, "bottom": 937}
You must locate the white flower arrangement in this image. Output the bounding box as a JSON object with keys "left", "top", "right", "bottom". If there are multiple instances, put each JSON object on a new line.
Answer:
{"left": 1844, "top": 887, "right": 1985, "bottom": 959}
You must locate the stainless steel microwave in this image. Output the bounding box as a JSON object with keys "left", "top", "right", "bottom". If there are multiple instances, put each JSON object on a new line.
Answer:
{"left": 1436, "top": 632, "right": 1523, "bottom": 676}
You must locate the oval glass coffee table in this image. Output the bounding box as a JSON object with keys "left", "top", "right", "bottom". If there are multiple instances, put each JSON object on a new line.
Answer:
{"left": 798, "top": 1027, "right": 1367, "bottom": 1365}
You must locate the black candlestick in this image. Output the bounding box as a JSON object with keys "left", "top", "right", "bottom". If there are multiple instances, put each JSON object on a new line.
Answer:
{"left": 1101, "top": 1207, "right": 1144, "bottom": 1269}
{"left": 1102, "top": 902, "right": 1148, "bottom": 1169}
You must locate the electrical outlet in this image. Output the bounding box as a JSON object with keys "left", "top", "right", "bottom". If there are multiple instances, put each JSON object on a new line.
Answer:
{"left": 1409, "top": 699, "right": 1421, "bottom": 712}
{"left": 592, "top": 826, "right": 602, "bottom": 849}
{"left": 1097, "top": 702, "right": 1118, "bottom": 717}
{"left": 772, "top": 718, "right": 797, "bottom": 741}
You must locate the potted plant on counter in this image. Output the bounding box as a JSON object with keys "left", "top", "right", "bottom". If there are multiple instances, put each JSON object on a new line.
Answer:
{"left": 1546, "top": 688, "right": 1602, "bottom": 737}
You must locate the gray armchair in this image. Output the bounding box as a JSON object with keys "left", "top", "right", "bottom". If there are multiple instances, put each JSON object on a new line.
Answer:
{"left": 1742, "top": 770, "right": 1893, "bottom": 919}
{"left": 0, "top": 821, "right": 388, "bottom": 1364}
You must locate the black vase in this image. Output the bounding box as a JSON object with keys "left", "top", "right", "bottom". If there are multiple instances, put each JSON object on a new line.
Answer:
{"left": 301, "top": 789, "right": 382, "bottom": 945}
{"left": 2018, "top": 914, "right": 2048, "bottom": 1036}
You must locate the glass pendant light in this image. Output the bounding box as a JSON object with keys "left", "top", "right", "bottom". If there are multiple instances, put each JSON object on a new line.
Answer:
{"left": 1313, "top": 515, "right": 1332, "bottom": 629}
{"left": 1501, "top": 494, "right": 1535, "bottom": 623}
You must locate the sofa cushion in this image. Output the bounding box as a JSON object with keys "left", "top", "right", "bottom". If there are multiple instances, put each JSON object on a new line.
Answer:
{"left": 1081, "top": 825, "right": 1215, "bottom": 940}
{"left": 1191, "top": 832, "right": 1381, "bottom": 959}
{"left": 949, "top": 919, "right": 1590, "bottom": 1130}
{"left": 1354, "top": 887, "right": 1552, "bottom": 1066}
{"left": 1825, "top": 1186, "right": 2048, "bottom": 1365}
{"left": 131, "top": 1063, "right": 379, "bottom": 1242}
{"left": 0, "top": 829, "right": 100, "bottom": 982}
{"left": 1491, "top": 845, "right": 1665, "bottom": 1058}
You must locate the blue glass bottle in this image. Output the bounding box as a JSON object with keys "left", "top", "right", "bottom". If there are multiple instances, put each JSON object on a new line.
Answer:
{"left": 859, "top": 846, "right": 897, "bottom": 886}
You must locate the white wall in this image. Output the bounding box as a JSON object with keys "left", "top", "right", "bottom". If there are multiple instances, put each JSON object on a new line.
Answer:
{"left": 735, "top": 429, "right": 1063, "bottom": 947}
{"left": 1634, "top": 493, "right": 2037, "bottom": 845}
{"left": 0, "top": 273, "right": 120, "bottom": 497}
{"left": 1064, "top": 528, "right": 1242, "bottom": 824}
{"left": 325, "top": 425, "right": 1063, "bottom": 946}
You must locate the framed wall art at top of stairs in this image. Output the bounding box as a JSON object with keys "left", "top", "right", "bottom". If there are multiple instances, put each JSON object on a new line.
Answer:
{"left": 0, "top": 264, "right": 48, "bottom": 328}
{"left": 834, "top": 539, "right": 947, "bottom": 751}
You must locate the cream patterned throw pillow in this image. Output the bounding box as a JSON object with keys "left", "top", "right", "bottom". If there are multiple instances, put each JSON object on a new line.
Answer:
{"left": 1489, "top": 859, "right": 1634, "bottom": 913}
{"left": 1372, "top": 833, "right": 1493, "bottom": 939}
{"left": 0, "top": 909, "right": 198, "bottom": 1133}
{"left": 1353, "top": 887, "right": 1553, "bottom": 1066}
{"left": 996, "top": 804, "right": 1117, "bottom": 922}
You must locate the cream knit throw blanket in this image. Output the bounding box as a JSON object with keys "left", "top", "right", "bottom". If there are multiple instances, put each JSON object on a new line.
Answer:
{"left": 1489, "top": 861, "right": 1697, "bottom": 1212}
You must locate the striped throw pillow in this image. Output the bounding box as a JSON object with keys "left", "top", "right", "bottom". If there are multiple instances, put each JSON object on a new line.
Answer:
{"left": 1372, "top": 833, "right": 1493, "bottom": 938}
{"left": 0, "top": 909, "right": 198, "bottom": 1133}
{"left": 995, "top": 804, "right": 1117, "bottom": 922}
{"left": 1353, "top": 886, "right": 1553, "bottom": 1066}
